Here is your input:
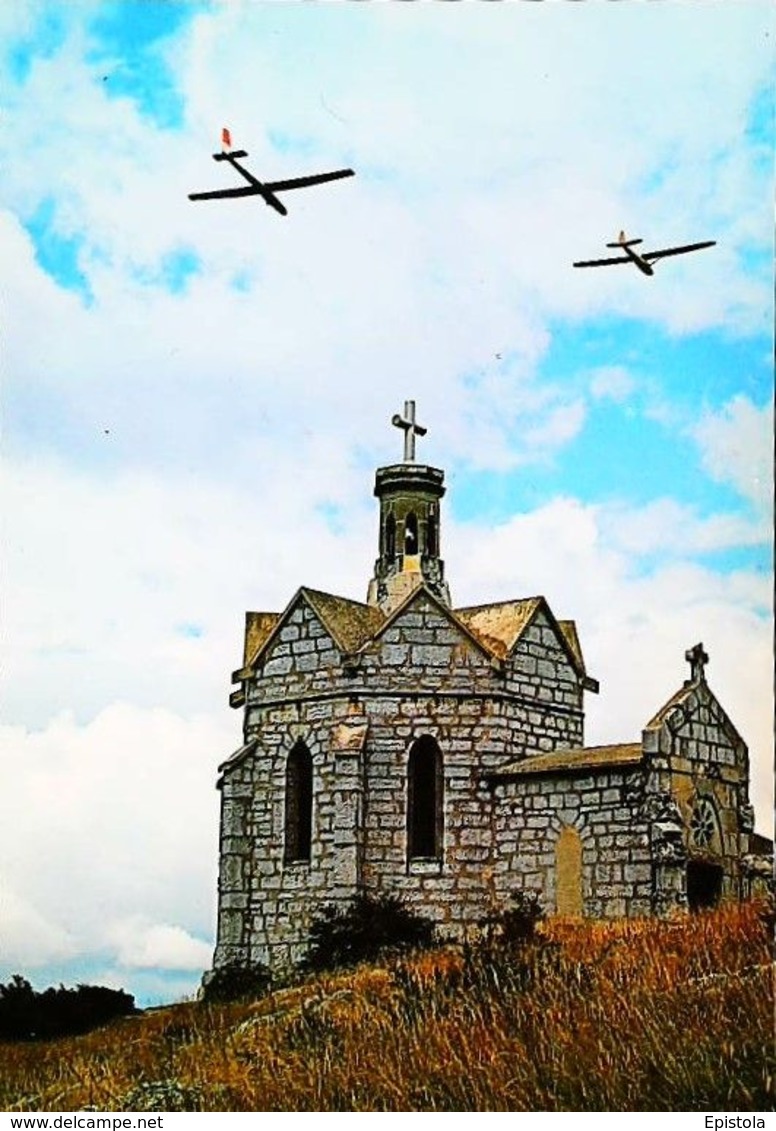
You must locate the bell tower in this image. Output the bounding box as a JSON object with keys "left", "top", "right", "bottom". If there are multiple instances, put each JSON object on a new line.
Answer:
{"left": 367, "top": 400, "right": 451, "bottom": 613}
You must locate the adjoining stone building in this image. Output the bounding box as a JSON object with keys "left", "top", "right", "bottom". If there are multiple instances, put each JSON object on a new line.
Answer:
{"left": 211, "top": 402, "right": 770, "bottom": 975}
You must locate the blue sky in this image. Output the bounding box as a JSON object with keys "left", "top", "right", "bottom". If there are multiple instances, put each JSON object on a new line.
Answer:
{"left": 1, "top": 1, "right": 772, "bottom": 1007}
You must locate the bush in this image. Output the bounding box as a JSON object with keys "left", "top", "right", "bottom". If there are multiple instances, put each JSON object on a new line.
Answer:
{"left": 302, "top": 892, "right": 436, "bottom": 972}
{"left": 479, "top": 890, "right": 545, "bottom": 947}
{"left": 0, "top": 976, "right": 137, "bottom": 1041}
{"left": 200, "top": 962, "right": 272, "bottom": 1003}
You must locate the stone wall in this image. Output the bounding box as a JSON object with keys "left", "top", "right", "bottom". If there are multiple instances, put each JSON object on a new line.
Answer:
{"left": 213, "top": 586, "right": 760, "bottom": 978}
{"left": 216, "top": 699, "right": 369, "bottom": 972}
{"left": 246, "top": 601, "right": 348, "bottom": 706}
{"left": 492, "top": 767, "right": 653, "bottom": 918}
{"left": 214, "top": 589, "right": 594, "bottom": 971}
{"left": 643, "top": 679, "right": 752, "bottom": 909}
{"left": 503, "top": 607, "right": 585, "bottom": 752}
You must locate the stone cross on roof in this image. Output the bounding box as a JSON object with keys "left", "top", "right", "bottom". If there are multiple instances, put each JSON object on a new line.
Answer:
{"left": 685, "top": 642, "right": 709, "bottom": 683}
{"left": 391, "top": 399, "right": 427, "bottom": 462}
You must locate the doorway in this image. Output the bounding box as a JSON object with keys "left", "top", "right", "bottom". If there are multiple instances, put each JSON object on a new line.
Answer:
{"left": 687, "top": 861, "right": 723, "bottom": 910}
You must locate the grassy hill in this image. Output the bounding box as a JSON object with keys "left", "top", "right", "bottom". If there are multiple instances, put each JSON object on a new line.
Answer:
{"left": 2, "top": 900, "right": 773, "bottom": 1112}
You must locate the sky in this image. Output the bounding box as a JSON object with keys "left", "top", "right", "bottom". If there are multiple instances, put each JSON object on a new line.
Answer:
{"left": 0, "top": 0, "right": 773, "bottom": 1007}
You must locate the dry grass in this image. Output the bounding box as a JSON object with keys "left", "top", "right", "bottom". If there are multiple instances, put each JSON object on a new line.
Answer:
{"left": 2, "top": 901, "right": 773, "bottom": 1112}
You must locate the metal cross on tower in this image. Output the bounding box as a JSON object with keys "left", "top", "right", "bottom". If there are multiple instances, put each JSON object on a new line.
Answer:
{"left": 685, "top": 642, "right": 709, "bottom": 683}
{"left": 391, "top": 399, "right": 427, "bottom": 462}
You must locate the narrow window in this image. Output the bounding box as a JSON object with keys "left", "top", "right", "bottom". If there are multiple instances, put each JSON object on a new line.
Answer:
{"left": 385, "top": 513, "right": 396, "bottom": 559}
{"left": 284, "top": 742, "right": 312, "bottom": 863}
{"left": 426, "top": 511, "right": 437, "bottom": 557}
{"left": 407, "top": 735, "right": 443, "bottom": 860}
{"left": 405, "top": 512, "right": 419, "bottom": 554}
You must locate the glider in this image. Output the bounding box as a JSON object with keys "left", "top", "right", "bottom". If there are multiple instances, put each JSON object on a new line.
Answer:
{"left": 573, "top": 231, "right": 716, "bottom": 276}
{"left": 189, "top": 128, "right": 355, "bottom": 216}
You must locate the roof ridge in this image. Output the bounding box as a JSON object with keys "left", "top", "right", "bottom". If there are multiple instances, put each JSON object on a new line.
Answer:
{"left": 454, "top": 595, "right": 542, "bottom": 614}
{"left": 300, "top": 585, "right": 375, "bottom": 610}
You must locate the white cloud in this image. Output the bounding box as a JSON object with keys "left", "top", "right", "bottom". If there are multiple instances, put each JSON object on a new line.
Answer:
{"left": 600, "top": 498, "right": 767, "bottom": 557}
{"left": 692, "top": 395, "right": 774, "bottom": 514}
{"left": 1, "top": 452, "right": 378, "bottom": 726}
{"left": 0, "top": 881, "right": 77, "bottom": 967}
{"left": 107, "top": 918, "right": 212, "bottom": 971}
{"left": 590, "top": 366, "right": 636, "bottom": 403}
{"left": 2, "top": 3, "right": 772, "bottom": 395}
{"left": 449, "top": 498, "right": 773, "bottom": 835}
{"left": 524, "top": 400, "right": 587, "bottom": 454}
{"left": 0, "top": 703, "right": 229, "bottom": 982}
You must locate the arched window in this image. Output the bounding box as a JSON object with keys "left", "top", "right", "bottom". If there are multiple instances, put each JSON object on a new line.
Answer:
{"left": 284, "top": 742, "right": 312, "bottom": 863}
{"left": 404, "top": 512, "right": 418, "bottom": 555}
{"left": 385, "top": 513, "right": 396, "bottom": 559}
{"left": 555, "top": 825, "right": 583, "bottom": 916}
{"left": 407, "top": 735, "right": 443, "bottom": 860}
{"left": 689, "top": 796, "right": 719, "bottom": 853}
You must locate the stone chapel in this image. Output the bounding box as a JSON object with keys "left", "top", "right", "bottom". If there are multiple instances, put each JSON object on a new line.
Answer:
{"left": 210, "top": 402, "right": 769, "bottom": 975}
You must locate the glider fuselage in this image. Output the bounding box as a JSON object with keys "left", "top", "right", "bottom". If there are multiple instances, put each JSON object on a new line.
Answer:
{"left": 214, "top": 151, "right": 288, "bottom": 215}
{"left": 620, "top": 243, "right": 654, "bottom": 276}
{"left": 606, "top": 235, "right": 654, "bottom": 276}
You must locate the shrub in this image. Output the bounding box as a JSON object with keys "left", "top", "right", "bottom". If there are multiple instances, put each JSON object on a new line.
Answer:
{"left": 479, "top": 890, "right": 545, "bottom": 947}
{"left": 302, "top": 892, "right": 435, "bottom": 972}
{"left": 0, "top": 976, "right": 136, "bottom": 1041}
{"left": 201, "top": 962, "right": 272, "bottom": 1003}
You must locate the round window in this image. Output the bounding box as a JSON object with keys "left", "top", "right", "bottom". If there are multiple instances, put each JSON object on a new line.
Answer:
{"left": 689, "top": 797, "right": 717, "bottom": 850}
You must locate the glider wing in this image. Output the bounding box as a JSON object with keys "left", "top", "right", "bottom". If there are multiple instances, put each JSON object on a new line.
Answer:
{"left": 265, "top": 169, "right": 355, "bottom": 193}
{"left": 644, "top": 241, "right": 717, "bottom": 262}
{"left": 572, "top": 255, "right": 631, "bottom": 268}
{"left": 189, "top": 186, "right": 262, "bottom": 201}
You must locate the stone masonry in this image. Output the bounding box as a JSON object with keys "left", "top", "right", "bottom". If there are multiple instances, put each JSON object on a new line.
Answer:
{"left": 209, "top": 403, "right": 770, "bottom": 977}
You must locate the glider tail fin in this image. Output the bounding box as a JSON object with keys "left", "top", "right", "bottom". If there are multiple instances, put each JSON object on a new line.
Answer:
{"left": 607, "top": 232, "right": 643, "bottom": 248}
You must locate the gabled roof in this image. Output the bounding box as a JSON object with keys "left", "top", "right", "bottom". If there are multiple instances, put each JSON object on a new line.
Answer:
{"left": 644, "top": 677, "right": 745, "bottom": 747}
{"left": 493, "top": 742, "right": 643, "bottom": 779}
{"left": 217, "top": 738, "right": 258, "bottom": 777}
{"left": 558, "top": 619, "right": 585, "bottom": 673}
{"left": 369, "top": 583, "right": 499, "bottom": 663}
{"left": 454, "top": 598, "right": 542, "bottom": 659}
{"left": 644, "top": 681, "right": 692, "bottom": 729}
{"left": 454, "top": 596, "right": 596, "bottom": 688}
{"left": 242, "top": 583, "right": 598, "bottom": 688}
{"left": 302, "top": 588, "right": 385, "bottom": 654}
{"left": 244, "top": 612, "right": 281, "bottom": 667}
{"left": 246, "top": 586, "right": 385, "bottom": 670}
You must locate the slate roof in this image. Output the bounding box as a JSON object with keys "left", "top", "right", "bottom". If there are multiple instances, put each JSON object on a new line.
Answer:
{"left": 494, "top": 742, "right": 643, "bottom": 778}
{"left": 558, "top": 619, "right": 585, "bottom": 673}
{"left": 301, "top": 588, "right": 385, "bottom": 654}
{"left": 454, "top": 598, "right": 542, "bottom": 659}
{"left": 242, "top": 583, "right": 596, "bottom": 690}
{"left": 244, "top": 612, "right": 281, "bottom": 667}
{"left": 454, "top": 595, "right": 595, "bottom": 687}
